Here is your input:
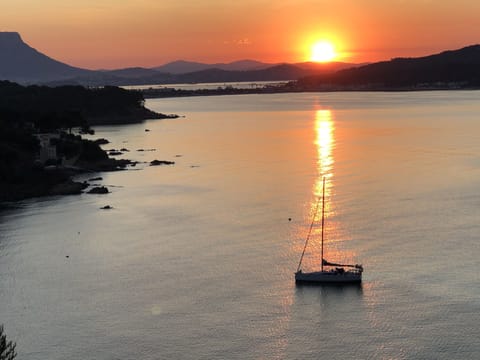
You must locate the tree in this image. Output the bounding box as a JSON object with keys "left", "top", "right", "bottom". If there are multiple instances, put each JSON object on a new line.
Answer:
{"left": 0, "top": 325, "right": 16, "bottom": 360}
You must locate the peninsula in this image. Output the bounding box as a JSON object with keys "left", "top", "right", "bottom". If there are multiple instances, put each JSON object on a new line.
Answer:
{"left": 140, "top": 44, "right": 480, "bottom": 98}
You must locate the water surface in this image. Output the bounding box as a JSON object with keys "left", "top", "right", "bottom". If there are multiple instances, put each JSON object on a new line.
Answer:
{"left": 1, "top": 91, "right": 479, "bottom": 359}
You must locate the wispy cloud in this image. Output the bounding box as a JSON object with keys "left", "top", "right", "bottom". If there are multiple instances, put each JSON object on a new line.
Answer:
{"left": 236, "top": 38, "right": 252, "bottom": 46}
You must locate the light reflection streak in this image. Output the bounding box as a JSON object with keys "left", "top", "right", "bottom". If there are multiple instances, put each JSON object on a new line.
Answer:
{"left": 292, "top": 109, "right": 356, "bottom": 271}
{"left": 309, "top": 109, "right": 357, "bottom": 266}
{"left": 295, "top": 110, "right": 337, "bottom": 270}
{"left": 314, "top": 109, "right": 335, "bottom": 190}
{"left": 313, "top": 109, "right": 334, "bottom": 216}
{"left": 310, "top": 110, "right": 335, "bottom": 263}
{"left": 306, "top": 109, "right": 358, "bottom": 268}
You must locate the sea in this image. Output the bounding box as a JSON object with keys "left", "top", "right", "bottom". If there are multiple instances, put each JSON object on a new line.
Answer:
{"left": 1, "top": 91, "right": 479, "bottom": 359}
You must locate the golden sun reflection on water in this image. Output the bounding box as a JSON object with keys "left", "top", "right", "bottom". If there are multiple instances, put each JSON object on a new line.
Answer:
{"left": 310, "top": 110, "right": 335, "bottom": 265}
{"left": 315, "top": 109, "right": 335, "bottom": 183}
{"left": 314, "top": 109, "right": 335, "bottom": 202}
{"left": 297, "top": 109, "right": 357, "bottom": 269}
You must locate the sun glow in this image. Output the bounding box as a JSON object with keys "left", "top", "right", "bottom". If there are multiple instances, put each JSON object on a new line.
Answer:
{"left": 310, "top": 41, "right": 336, "bottom": 62}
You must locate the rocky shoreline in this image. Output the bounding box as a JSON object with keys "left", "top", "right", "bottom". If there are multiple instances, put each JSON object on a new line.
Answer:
{"left": 0, "top": 146, "right": 135, "bottom": 203}
{"left": 0, "top": 135, "right": 182, "bottom": 204}
{"left": 0, "top": 81, "right": 181, "bottom": 205}
{"left": 86, "top": 106, "right": 178, "bottom": 125}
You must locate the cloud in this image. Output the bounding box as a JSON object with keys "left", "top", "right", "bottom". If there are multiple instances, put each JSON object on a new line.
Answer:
{"left": 222, "top": 38, "right": 252, "bottom": 46}
{"left": 236, "top": 38, "right": 252, "bottom": 46}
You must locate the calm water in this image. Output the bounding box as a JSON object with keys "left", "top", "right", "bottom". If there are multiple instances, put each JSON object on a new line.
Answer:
{"left": 1, "top": 91, "right": 480, "bottom": 359}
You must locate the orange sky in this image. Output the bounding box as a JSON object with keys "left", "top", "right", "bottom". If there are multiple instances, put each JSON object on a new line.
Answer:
{"left": 1, "top": 0, "right": 480, "bottom": 69}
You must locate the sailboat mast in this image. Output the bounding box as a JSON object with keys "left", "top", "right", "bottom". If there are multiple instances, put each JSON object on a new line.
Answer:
{"left": 321, "top": 176, "right": 326, "bottom": 272}
{"left": 296, "top": 192, "right": 322, "bottom": 273}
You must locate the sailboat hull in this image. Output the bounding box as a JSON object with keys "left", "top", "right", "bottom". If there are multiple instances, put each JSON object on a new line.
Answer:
{"left": 295, "top": 270, "right": 362, "bottom": 284}
{"left": 295, "top": 177, "right": 364, "bottom": 285}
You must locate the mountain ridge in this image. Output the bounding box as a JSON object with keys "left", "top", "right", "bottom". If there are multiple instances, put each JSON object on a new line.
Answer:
{"left": 0, "top": 32, "right": 93, "bottom": 83}
{"left": 0, "top": 32, "right": 362, "bottom": 85}
{"left": 294, "top": 44, "right": 480, "bottom": 90}
{"left": 152, "top": 59, "right": 276, "bottom": 74}
{"left": 1, "top": 32, "right": 479, "bottom": 89}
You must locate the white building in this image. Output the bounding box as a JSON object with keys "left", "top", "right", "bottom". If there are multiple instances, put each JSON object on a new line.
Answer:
{"left": 36, "top": 133, "right": 60, "bottom": 164}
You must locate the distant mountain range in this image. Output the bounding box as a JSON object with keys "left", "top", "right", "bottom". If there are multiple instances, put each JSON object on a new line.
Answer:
{"left": 1, "top": 32, "right": 480, "bottom": 89}
{"left": 0, "top": 32, "right": 363, "bottom": 86}
{"left": 152, "top": 59, "right": 275, "bottom": 73}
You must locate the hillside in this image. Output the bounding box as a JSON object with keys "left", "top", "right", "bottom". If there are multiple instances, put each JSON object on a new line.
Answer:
{"left": 0, "top": 81, "right": 175, "bottom": 202}
{"left": 0, "top": 80, "right": 168, "bottom": 125}
{"left": 294, "top": 45, "right": 480, "bottom": 90}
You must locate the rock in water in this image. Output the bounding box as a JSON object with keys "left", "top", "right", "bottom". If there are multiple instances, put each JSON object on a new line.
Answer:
{"left": 87, "top": 186, "right": 109, "bottom": 194}
{"left": 94, "top": 138, "right": 110, "bottom": 145}
{"left": 150, "top": 160, "right": 175, "bottom": 166}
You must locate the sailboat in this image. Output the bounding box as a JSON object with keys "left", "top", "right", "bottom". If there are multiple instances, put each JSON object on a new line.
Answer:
{"left": 295, "top": 177, "right": 363, "bottom": 284}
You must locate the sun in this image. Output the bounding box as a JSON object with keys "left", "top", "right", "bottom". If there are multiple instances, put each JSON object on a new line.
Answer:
{"left": 310, "top": 41, "right": 336, "bottom": 62}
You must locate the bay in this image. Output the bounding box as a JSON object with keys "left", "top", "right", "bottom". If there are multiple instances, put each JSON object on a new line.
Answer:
{"left": 1, "top": 91, "right": 479, "bottom": 359}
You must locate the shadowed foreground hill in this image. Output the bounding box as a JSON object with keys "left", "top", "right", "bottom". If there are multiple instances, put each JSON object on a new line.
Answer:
{"left": 0, "top": 81, "right": 164, "bottom": 126}
{"left": 294, "top": 45, "right": 480, "bottom": 90}
{"left": 0, "top": 81, "right": 175, "bottom": 202}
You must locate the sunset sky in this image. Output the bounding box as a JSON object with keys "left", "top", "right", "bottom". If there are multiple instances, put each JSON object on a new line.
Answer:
{"left": 2, "top": 0, "right": 480, "bottom": 69}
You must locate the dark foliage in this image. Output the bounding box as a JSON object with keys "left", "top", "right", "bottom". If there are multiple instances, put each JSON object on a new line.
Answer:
{"left": 0, "top": 81, "right": 145, "bottom": 129}
{"left": 0, "top": 115, "right": 39, "bottom": 184}
{"left": 0, "top": 82, "right": 152, "bottom": 201}
{"left": 0, "top": 325, "right": 16, "bottom": 360}
{"left": 295, "top": 44, "right": 480, "bottom": 90}
{"left": 78, "top": 139, "right": 109, "bottom": 162}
